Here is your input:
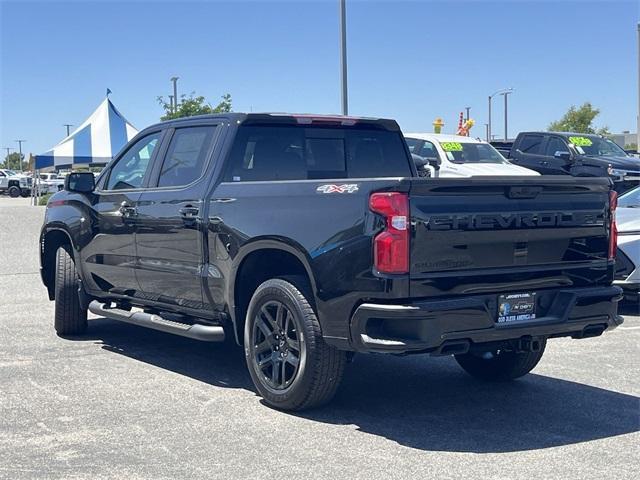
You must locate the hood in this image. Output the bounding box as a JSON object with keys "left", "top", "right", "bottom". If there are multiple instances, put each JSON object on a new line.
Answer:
{"left": 616, "top": 207, "right": 640, "bottom": 233}
{"left": 441, "top": 162, "right": 540, "bottom": 177}
{"left": 579, "top": 155, "right": 640, "bottom": 171}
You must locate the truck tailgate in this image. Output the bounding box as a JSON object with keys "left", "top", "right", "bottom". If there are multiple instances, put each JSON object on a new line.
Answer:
{"left": 408, "top": 176, "right": 614, "bottom": 297}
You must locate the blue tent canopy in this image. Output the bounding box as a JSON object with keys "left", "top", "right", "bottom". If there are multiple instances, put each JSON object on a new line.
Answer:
{"left": 35, "top": 98, "right": 138, "bottom": 170}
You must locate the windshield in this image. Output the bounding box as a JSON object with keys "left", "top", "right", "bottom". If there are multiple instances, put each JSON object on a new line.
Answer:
{"left": 439, "top": 141, "right": 507, "bottom": 164}
{"left": 568, "top": 136, "right": 627, "bottom": 157}
{"left": 4, "top": 170, "right": 16, "bottom": 176}
{"left": 619, "top": 186, "right": 640, "bottom": 208}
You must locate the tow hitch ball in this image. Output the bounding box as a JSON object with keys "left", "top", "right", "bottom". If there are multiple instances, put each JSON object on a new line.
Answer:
{"left": 517, "top": 337, "right": 542, "bottom": 353}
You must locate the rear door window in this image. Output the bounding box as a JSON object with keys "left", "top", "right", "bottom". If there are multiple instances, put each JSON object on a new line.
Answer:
{"left": 225, "top": 125, "right": 411, "bottom": 181}
{"left": 518, "top": 134, "right": 544, "bottom": 155}
{"left": 156, "top": 126, "right": 217, "bottom": 188}
{"left": 404, "top": 138, "right": 420, "bottom": 153}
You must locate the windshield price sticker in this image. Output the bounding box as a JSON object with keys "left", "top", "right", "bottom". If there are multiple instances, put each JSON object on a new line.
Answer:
{"left": 441, "top": 142, "right": 463, "bottom": 152}
{"left": 568, "top": 136, "right": 593, "bottom": 147}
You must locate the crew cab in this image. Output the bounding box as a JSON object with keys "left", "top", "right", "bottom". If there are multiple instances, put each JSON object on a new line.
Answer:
{"left": 506, "top": 132, "right": 640, "bottom": 193}
{"left": 404, "top": 133, "right": 539, "bottom": 177}
{"left": 0, "top": 169, "right": 33, "bottom": 197}
{"left": 40, "top": 113, "right": 623, "bottom": 410}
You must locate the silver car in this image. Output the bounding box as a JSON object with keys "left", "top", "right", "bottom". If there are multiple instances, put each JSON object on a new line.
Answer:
{"left": 615, "top": 186, "right": 640, "bottom": 302}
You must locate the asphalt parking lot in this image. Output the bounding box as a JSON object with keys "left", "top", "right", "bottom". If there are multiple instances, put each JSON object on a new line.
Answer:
{"left": 0, "top": 197, "right": 638, "bottom": 480}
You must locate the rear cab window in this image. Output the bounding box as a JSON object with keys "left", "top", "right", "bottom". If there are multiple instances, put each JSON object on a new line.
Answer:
{"left": 518, "top": 134, "right": 544, "bottom": 155}
{"left": 224, "top": 124, "right": 412, "bottom": 181}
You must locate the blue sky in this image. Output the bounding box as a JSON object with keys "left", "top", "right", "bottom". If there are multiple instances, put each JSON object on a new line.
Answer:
{"left": 1, "top": 0, "right": 638, "bottom": 156}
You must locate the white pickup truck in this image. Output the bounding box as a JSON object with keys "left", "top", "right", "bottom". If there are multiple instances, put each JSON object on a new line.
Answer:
{"left": 0, "top": 169, "right": 34, "bottom": 197}
{"left": 38, "top": 173, "right": 65, "bottom": 193}
{"left": 404, "top": 133, "right": 539, "bottom": 177}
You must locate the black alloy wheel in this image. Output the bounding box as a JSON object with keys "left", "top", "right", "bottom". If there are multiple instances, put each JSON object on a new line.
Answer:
{"left": 251, "top": 300, "right": 301, "bottom": 390}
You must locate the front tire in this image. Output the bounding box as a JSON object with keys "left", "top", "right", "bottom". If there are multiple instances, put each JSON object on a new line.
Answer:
{"left": 54, "top": 247, "right": 88, "bottom": 336}
{"left": 244, "top": 278, "right": 346, "bottom": 411}
{"left": 455, "top": 340, "right": 546, "bottom": 381}
{"left": 8, "top": 186, "right": 20, "bottom": 198}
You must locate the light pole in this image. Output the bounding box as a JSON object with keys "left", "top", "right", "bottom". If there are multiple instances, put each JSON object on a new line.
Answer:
{"left": 63, "top": 124, "right": 73, "bottom": 136}
{"left": 637, "top": 23, "right": 639, "bottom": 152}
{"left": 500, "top": 90, "right": 513, "bottom": 141}
{"left": 339, "top": 0, "right": 348, "bottom": 115}
{"left": 170, "top": 76, "right": 179, "bottom": 113}
{"left": 15, "top": 140, "right": 26, "bottom": 171}
{"left": 4, "top": 147, "right": 13, "bottom": 164}
{"left": 169, "top": 95, "right": 174, "bottom": 114}
{"left": 465, "top": 107, "right": 471, "bottom": 122}
{"left": 488, "top": 88, "right": 512, "bottom": 142}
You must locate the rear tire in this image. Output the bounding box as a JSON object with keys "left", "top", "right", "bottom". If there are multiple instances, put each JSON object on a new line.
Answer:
{"left": 244, "top": 278, "right": 346, "bottom": 411}
{"left": 20, "top": 190, "right": 29, "bottom": 197}
{"left": 54, "top": 247, "right": 88, "bottom": 336}
{"left": 8, "top": 186, "right": 20, "bottom": 198}
{"left": 455, "top": 340, "right": 546, "bottom": 381}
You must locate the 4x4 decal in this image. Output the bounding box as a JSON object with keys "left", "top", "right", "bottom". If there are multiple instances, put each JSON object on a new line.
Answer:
{"left": 316, "top": 184, "right": 359, "bottom": 194}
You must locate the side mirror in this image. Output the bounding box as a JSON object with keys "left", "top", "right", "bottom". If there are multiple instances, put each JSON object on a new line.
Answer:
{"left": 554, "top": 151, "right": 572, "bottom": 161}
{"left": 65, "top": 172, "right": 95, "bottom": 193}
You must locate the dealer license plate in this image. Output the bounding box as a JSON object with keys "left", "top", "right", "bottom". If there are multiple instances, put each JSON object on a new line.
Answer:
{"left": 497, "top": 292, "right": 537, "bottom": 323}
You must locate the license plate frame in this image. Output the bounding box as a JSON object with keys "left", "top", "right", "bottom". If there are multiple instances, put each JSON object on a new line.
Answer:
{"left": 497, "top": 292, "right": 537, "bottom": 324}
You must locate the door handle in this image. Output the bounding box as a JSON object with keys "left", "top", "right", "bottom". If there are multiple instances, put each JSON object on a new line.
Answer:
{"left": 119, "top": 203, "right": 137, "bottom": 218}
{"left": 179, "top": 206, "right": 199, "bottom": 226}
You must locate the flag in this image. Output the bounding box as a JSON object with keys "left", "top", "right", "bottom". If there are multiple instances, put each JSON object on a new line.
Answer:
{"left": 106, "top": 88, "right": 112, "bottom": 96}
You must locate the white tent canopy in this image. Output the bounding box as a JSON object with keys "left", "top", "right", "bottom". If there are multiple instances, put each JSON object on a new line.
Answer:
{"left": 35, "top": 97, "right": 138, "bottom": 169}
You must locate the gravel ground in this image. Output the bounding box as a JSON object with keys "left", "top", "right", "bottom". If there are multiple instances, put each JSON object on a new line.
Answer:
{"left": 0, "top": 198, "right": 638, "bottom": 480}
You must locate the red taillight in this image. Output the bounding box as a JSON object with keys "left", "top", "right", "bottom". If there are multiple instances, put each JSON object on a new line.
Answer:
{"left": 608, "top": 190, "right": 618, "bottom": 260}
{"left": 369, "top": 192, "right": 409, "bottom": 274}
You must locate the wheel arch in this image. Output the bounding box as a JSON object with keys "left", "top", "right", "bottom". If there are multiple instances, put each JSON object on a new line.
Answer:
{"left": 41, "top": 227, "right": 76, "bottom": 300}
{"left": 229, "top": 238, "right": 318, "bottom": 345}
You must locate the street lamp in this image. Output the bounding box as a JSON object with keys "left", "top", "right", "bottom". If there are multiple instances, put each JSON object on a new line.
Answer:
{"left": 500, "top": 90, "right": 513, "bottom": 141}
{"left": 487, "top": 88, "right": 513, "bottom": 141}
{"left": 339, "top": 0, "right": 348, "bottom": 115}
{"left": 170, "top": 76, "right": 179, "bottom": 113}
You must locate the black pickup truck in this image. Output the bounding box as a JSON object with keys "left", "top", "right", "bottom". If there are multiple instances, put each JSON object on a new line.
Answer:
{"left": 498, "top": 132, "right": 640, "bottom": 194}
{"left": 40, "top": 113, "right": 623, "bottom": 410}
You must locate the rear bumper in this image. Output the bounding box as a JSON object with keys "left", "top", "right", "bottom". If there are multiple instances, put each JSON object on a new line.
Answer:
{"left": 349, "top": 285, "right": 624, "bottom": 354}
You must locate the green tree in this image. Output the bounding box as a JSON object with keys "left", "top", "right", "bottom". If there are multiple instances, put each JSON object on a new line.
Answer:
{"left": 157, "top": 92, "right": 232, "bottom": 121}
{"left": 548, "top": 102, "right": 609, "bottom": 134}
{"left": 1, "top": 152, "right": 27, "bottom": 170}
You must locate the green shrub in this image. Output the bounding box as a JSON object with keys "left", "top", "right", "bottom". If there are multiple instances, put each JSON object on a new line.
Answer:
{"left": 38, "top": 193, "right": 53, "bottom": 206}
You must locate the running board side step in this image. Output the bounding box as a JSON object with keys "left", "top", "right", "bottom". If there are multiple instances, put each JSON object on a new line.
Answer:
{"left": 88, "top": 301, "right": 225, "bottom": 342}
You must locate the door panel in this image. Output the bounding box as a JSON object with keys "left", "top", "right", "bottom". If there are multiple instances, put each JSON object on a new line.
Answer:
{"left": 81, "top": 131, "right": 163, "bottom": 295}
{"left": 134, "top": 125, "right": 219, "bottom": 309}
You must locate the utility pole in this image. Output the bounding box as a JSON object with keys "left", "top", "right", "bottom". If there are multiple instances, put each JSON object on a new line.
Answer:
{"left": 484, "top": 123, "right": 489, "bottom": 142}
{"left": 15, "top": 140, "right": 26, "bottom": 171}
{"left": 4, "top": 147, "right": 13, "bottom": 163}
{"left": 501, "top": 91, "right": 513, "bottom": 141}
{"left": 339, "top": 0, "right": 348, "bottom": 115}
{"left": 170, "top": 76, "right": 179, "bottom": 113}
{"left": 63, "top": 124, "right": 73, "bottom": 136}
